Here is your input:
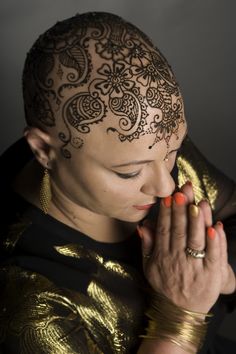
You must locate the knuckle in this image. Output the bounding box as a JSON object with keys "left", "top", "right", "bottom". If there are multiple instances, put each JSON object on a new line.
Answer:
{"left": 207, "top": 255, "right": 218, "bottom": 264}
{"left": 188, "top": 240, "right": 204, "bottom": 250}
{"left": 172, "top": 227, "right": 185, "bottom": 240}
{"left": 153, "top": 249, "right": 169, "bottom": 261}
{"left": 157, "top": 224, "right": 169, "bottom": 236}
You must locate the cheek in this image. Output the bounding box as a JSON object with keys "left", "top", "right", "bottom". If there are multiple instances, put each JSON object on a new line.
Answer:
{"left": 95, "top": 176, "right": 142, "bottom": 208}
{"left": 166, "top": 154, "right": 177, "bottom": 171}
{"left": 77, "top": 169, "right": 137, "bottom": 204}
{"left": 67, "top": 160, "right": 142, "bottom": 208}
{"left": 102, "top": 181, "right": 139, "bottom": 200}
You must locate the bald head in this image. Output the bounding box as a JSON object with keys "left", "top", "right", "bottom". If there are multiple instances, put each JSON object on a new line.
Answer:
{"left": 23, "top": 12, "right": 185, "bottom": 158}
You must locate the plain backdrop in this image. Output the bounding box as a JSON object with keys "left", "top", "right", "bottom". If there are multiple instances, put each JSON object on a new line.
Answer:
{"left": 1, "top": 0, "right": 236, "bottom": 180}
{"left": 0, "top": 0, "right": 236, "bottom": 340}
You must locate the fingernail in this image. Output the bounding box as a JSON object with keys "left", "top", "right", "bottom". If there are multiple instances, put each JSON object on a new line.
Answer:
{"left": 163, "top": 196, "right": 172, "bottom": 208}
{"left": 186, "top": 181, "right": 192, "bottom": 186}
{"left": 198, "top": 199, "right": 209, "bottom": 205}
{"left": 173, "top": 192, "right": 186, "bottom": 206}
{"left": 216, "top": 221, "right": 224, "bottom": 229}
{"left": 207, "top": 227, "right": 216, "bottom": 240}
{"left": 136, "top": 225, "right": 144, "bottom": 239}
{"left": 189, "top": 204, "right": 199, "bottom": 217}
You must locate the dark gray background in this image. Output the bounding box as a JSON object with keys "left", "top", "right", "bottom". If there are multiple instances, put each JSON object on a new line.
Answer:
{"left": 1, "top": 0, "right": 235, "bottom": 181}
{"left": 1, "top": 0, "right": 236, "bottom": 338}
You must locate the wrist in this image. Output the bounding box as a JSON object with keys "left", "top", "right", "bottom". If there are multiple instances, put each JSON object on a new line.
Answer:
{"left": 138, "top": 337, "right": 198, "bottom": 354}
{"left": 140, "top": 292, "right": 213, "bottom": 353}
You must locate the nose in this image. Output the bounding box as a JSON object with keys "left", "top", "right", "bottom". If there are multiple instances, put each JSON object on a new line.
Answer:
{"left": 140, "top": 164, "right": 175, "bottom": 198}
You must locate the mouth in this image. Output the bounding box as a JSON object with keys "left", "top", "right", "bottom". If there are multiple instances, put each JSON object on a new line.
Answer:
{"left": 133, "top": 203, "right": 156, "bottom": 210}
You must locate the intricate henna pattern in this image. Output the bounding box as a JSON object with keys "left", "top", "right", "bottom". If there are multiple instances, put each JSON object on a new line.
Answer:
{"left": 95, "top": 62, "right": 135, "bottom": 98}
{"left": 23, "top": 12, "right": 185, "bottom": 157}
{"left": 146, "top": 86, "right": 184, "bottom": 148}
{"left": 96, "top": 24, "right": 129, "bottom": 61}
{"left": 60, "top": 92, "right": 106, "bottom": 157}
{"left": 107, "top": 87, "right": 147, "bottom": 142}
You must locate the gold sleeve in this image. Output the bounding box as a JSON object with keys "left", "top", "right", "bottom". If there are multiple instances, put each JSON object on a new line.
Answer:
{"left": 177, "top": 136, "right": 236, "bottom": 220}
{"left": 0, "top": 256, "right": 144, "bottom": 354}
{"left": 0, "top": 266, "right": 103, "bottom": 354}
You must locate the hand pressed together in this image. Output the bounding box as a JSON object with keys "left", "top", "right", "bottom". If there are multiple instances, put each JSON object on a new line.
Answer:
{"left": 138, "top": 182, "right": 236, "bottom": 314}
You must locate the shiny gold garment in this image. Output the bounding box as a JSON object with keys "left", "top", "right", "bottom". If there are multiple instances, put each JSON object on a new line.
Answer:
{"left": 0, "top": 251, "right": 145, "bottom": 354}
{"left": 0, "top": 136, "right": 236, "bottom": 353}
{"left": 177, "top": 136, "right": 235, "bottom": 215}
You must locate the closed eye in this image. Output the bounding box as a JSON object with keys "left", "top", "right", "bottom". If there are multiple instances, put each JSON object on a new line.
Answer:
{"left": 115, "top": 171, "right": 142, "bottom": 180}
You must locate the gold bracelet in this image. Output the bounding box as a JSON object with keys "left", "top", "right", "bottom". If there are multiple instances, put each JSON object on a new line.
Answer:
{"left": 140, "top": 292, "right": 213, "bottom": 353}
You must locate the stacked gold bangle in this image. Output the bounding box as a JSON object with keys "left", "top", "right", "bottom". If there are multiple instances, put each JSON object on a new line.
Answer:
{"left": 140, "top": 292, "right": 213, "bottom": 353}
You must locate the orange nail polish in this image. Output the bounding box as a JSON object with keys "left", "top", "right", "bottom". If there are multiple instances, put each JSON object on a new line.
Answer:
{"left": 136, "top": 225, "right": 144, "bottom": 239}
{"left": 207, "top": 227, "right": 216, "bottom": 240}
{"left": 173, "top": 192, "right": 186, "bottom": 206}
{"left": 216, "top": 221, "right": 224, "bottom": 229}
{"left": 163, "top": 196, "right": 172, "bottom": 208}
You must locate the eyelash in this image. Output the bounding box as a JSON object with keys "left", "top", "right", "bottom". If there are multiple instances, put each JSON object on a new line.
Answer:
{"left": 115, "top": 148, "right": 181, "bottom": 180}
{"left": 116, "top": 171, "right": 142, "bottom": 180}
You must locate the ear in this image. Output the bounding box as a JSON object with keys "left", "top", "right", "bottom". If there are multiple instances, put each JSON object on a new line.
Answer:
{"left": 24, "top": 126, "right": 54, "bottom": 169}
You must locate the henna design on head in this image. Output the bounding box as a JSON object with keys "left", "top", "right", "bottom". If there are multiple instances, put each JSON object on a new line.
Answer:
{"left": 95, "top": 62, "right": 135, "bottom": 98}
{"left": 107, "top": 86, "right": 148, "bottom": 142}
{"left": 60, "top": 91, "right": 107, "bottom": 158}
{"left": 23, "top": 12, "right": 185, "bottom": 157}
{"left": 95, "top": 24, "right": 129, "bottom": 61}
{"left": 146, "top": 86, "right": 183, "bottom": 149}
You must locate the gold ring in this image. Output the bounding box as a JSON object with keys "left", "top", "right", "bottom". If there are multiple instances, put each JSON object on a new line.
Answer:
{"left": 185, "top": 247, "right": 206, "bottom": 259}
{"left": 143, "top": 253, "right": 151, "bottom": 259}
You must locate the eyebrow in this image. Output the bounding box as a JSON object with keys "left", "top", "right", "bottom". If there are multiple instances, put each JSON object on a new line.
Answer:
{"left": 111, "top": 159, "right": 154, "bottom": 168}
{"left": 111, "top": 148, "right": 181, "bottom": 168}
{"left": 111, "top": 129, "right": 188, "bottom": 168}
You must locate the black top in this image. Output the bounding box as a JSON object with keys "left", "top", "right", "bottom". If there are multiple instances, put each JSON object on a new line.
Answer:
{"left": 0, "top": 137, "right": 236, "bottom": 353}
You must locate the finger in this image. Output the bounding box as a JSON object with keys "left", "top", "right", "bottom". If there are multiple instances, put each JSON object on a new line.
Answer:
{"left": 204, "top": 226, "right": 221, "bottom": 269}
{"left": 222, "top": 267, "right": 236, "bottom": 294}
{"left": 198, "top": 200, "right": 213, "bottom": 228}
{"left": 216, "top": 222, "right": 228, "bottom": 265}
{"left": 180, "top": 181, "right": 194, "bottom": 204}
{"left": 154, "top": 196, "right": 172, "bottom": 253}
{"left": 170, "top": 192, "right": 188, "bottom": 252}
{"left": 137, "top": 225, "right": 154, "bottom": 266}
{"left": 215, "top": 222, "right": 236, "bottom": 294}
{"left": 142, "top": 218, "right": 156, "bottom": 233}
{"left": 187, "top": 204, "right": 206, "bottom": 252}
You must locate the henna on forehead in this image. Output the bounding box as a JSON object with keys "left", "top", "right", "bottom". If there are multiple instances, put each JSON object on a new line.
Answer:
{"left": 23, "top": 12, "right": 185, "bottom": 158}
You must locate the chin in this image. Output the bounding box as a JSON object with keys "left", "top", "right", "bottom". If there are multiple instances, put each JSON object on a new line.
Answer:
{"left": 116, "top": 210, "right": 149, "bottom": 223}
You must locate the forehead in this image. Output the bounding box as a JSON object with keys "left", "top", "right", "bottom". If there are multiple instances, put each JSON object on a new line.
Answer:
{"left": 57, "top": 37, "right": 185, "bottom": 156}
{"left": 30, "top": 15, "right": 187, "bottom": 158}
{"left": 81, "top": 118, "right": 187, "bottom": 166}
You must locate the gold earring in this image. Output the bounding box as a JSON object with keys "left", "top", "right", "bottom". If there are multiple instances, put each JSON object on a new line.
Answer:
{"left": 39, "top": 168, "right": 52, "bottom": 214}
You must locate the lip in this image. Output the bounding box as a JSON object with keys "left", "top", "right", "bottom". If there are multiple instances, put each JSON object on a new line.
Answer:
{"left": 133, "top": 203, "right": 156, "bottom": 210}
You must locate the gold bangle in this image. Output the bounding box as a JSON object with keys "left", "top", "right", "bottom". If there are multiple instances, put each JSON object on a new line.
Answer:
{"left": 140, "top": 292, "right": 213, "bottom": 353}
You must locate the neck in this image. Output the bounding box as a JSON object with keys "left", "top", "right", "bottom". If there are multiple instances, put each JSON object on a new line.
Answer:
{"left": 13, "top": 159, "right": 137, "bottom": 243}
{"left": 49, "top": 179, "right": 137, "bottom": 243}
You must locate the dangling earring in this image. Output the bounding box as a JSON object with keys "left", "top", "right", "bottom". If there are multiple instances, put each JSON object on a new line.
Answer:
{"left": 39, "top": 166, "right": 52, "bottom": 214}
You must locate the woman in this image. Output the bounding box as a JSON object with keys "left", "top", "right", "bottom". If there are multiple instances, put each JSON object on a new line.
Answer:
{"left": 0, "top": 12, "right": 236, "bottom": 353}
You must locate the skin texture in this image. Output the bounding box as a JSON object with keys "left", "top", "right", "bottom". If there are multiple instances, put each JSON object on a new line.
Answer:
{"left": 17, "top": 12, "right": 236, "bottom": 354}
{"left": 22, "top": 12, "right": 187, "bottom": 241}
{"left": 139, "top": 186, "right": 235, "bottom": 310}
{"left": 23, "top": 12, "right": 185, "bottom": 157}
{"left": 24, "top": 122, "right": 186, "bottom": 242}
